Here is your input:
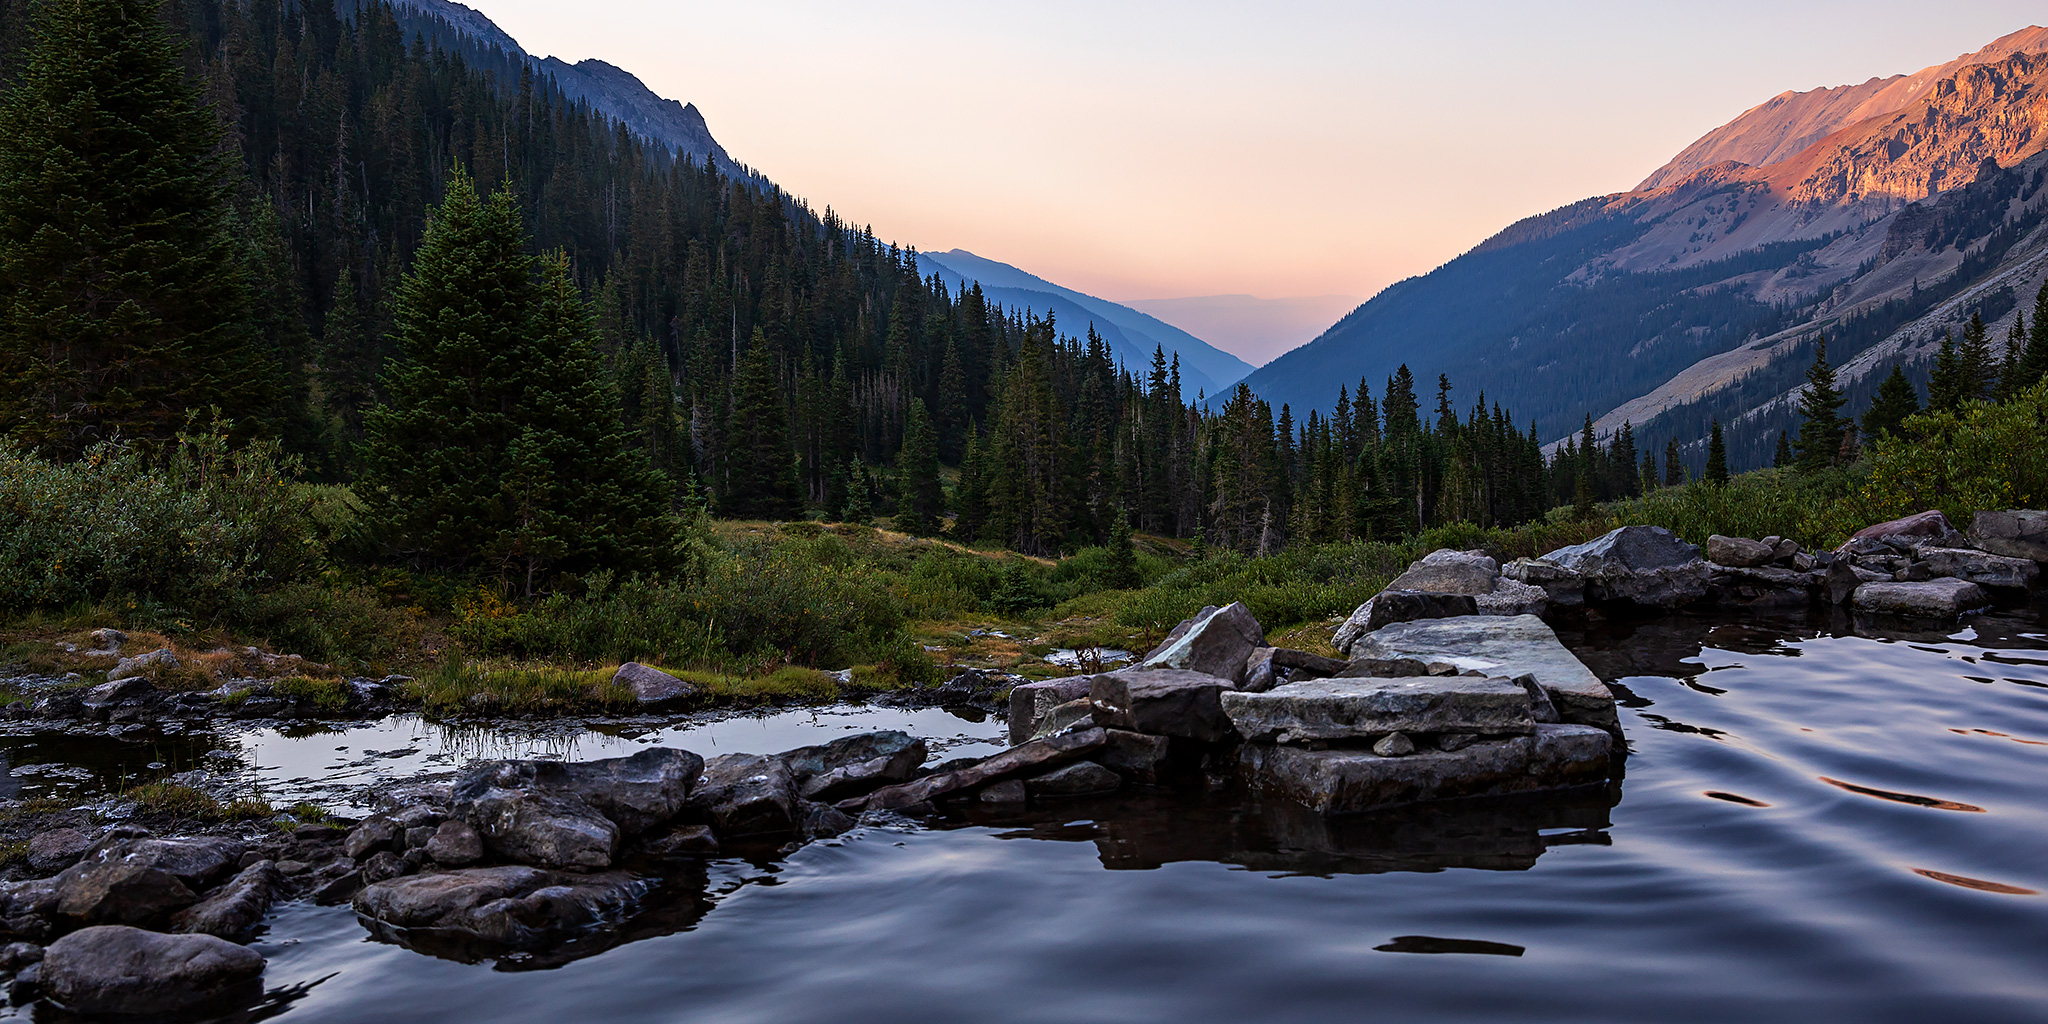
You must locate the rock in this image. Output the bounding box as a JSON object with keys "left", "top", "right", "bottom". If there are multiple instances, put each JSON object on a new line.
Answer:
{"left": 1437, "top": 733, "right": 1478, "bottom": 752}
{"left": 1848, "top": 510, "right": 1964, "bottom": 552}
{"left": 104, "top": 648, "right": 178, "bottom": 683}
{"left": 1707, "top": 535, "right": 1776, "bottom": 568}
{"left": 1372, "top": 733, "right": 1415, "bottom": 756}
{"left": 799, "top": 801, "right": 856, "bottom": 839}
{"left": 1894, "top": 561, "right": 1934, "bottom": 582}
{"left": 920, "top": 668, "right": 1017, "bottom": 709}
{"left": 1239, "top": 723, "right": 1614, "bottom": 815}
{"left": 87, "top": 628, "right": 126, "bottom": 652}
{"left": 687, "top": 753, "right": 798, "bottom": 838}
{"left": 1475, "top": 578, "right": 1548, "bottom": 617}
{"left": 978, "top": 780, "right": 1027, "bottom": 804}
{"left": 361, "top": 851, "right": 409, "bottom": 883}
{"left": 1135, "top": 602, "right": 1265, "bottom": 683}
{"left": 1387, "top": 549, "right": 1500, "bottom": 595}
{"left": 0, "top": 878, "right": 60, "bottom": 940}
{"left": 1824, "top": 560, "right": 1863, "bottom": 605}
{"left": 0, "top": 941, "right": 40, "bottom": 971}
{"left": 1916, "top": 547, "right": 2039, "bottom": 591}
{"left": 781, "top": 731, "right": 926, "bottom": 800}
{"left": 1222, "top": 675, "right": 1534, "bottom": 743}
{"left": 640, "top": 825, "right": 718, "bottom": 857}
{"left": 376, "top": 783, "right": 455, "bottom": 813}
{"left": 353, "top": 866, "right": 647, "bottom": 952}
{"left": 345, "top": 816, "right": 398, "bottom": 859}
{"left": 53, "top": 838, "right": 242, "bottom": 926}
{"left": 1852, "top": 578, "right": 1988, "bottom": 618}
{"left": 1969, "top": 510, "right": 2048, "bottom": 562}
{"left": 1773, "top": 538, "right": 1801, "bottom": 561}
{"left": 1088, "top": 668, "right": 1238, "bottom": 742}
{"left": 310, "top": 871, "right": 362, "bottom": 905}
{"left": 1542, "top": 526, "right": 1709, "bottom": 608}
{"left": 1007, "top": 678, "right": 1095, "bottom": 745}
{"left": 26, "top": 828, "right": 93, "bottom": 876}
{"left": 1501, "top": 557, "right": 1584, "bottom": 606}
{"left": 1710, "top": 565, "right": 1823, "bottom": 606}
{"left": 1514, "top": 673, "right": 1561, "bottom": 723}
{"left": 1332, "top": 591, "right": 1480, "bottom": 656}
{"left": 80, "top": 676, "right": 156, "bottom": 714}
{"left": 1240, "top": 647, "right": 1349, "bottom": 693}
{"left": 1025, "top": 761, "right": 1122, "bottom": 797}
{"left": 1794, "top": 552, "right": 1818, "bottom": 571}
{"left": 420, "top": 821, "right": 482, "bottom": 866}
{"left": 845, "top": 728, "right": 1109, "bottom": 812}
{"left": 402, "top": 826, "right": 436, "bottom": 852}
{"left": 41, "top": 925, "right": 264, "bottom": 1015}
{"left": 611, "top": 662, "right": 698, "bottom": 706}
{"left": 1346, "top": 614, "right": 1620, "bottom": 735}
{"left": 456, "top": 747, "right": 704, "bottom": 868}
{"left": 1097, "top": 729, "right": 1174, "bottom": 784}
{"left": 457, "top": 784, "right": 616, "bottom": 871}
{"left": 1027, "top": 697, "right": 1098, "bottom": 740}
{"left": 170, "top": 861, "right": 280, "bottom": 941}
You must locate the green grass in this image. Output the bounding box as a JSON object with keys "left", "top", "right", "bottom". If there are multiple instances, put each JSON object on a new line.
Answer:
{"left": 273, "top": 674, "right": 350, "bottom": 713}
{"left": 124, "top": 782, "right": 226, "bottom": 819}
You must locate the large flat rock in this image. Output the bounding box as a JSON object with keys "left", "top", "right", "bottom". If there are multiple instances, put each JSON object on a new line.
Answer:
{"left": 1852, "top": 578, "right": 1988, "bottom": 618}
{"left": 1221, "top": 676, "right": 1533, "bottom": 743}
{"left": 1970, "top": 510, "right": 2048, "bottom": 561}
{"left": 1239, "top": 724, "right": 1613, "bottom": 815}
{"left": 1088, "top": 669, "right": 1238, "bottom": 742}
{"left": 843, "top": 728, "right": 1109, "bottom": 811}
{"left": 1344, "top": 614, "right": 1618, "bottom": 734}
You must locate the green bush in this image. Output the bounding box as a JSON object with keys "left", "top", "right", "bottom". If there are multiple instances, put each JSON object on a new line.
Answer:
{"left": 1854, "top": 383, "right": 2048, "bottom": 528}
{"left": 1608, "top": 466, "right": 1866, "bottom": 548}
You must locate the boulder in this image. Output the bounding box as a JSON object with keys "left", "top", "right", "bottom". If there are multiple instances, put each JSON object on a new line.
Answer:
{"left": 687, "top": 753, "right": 798, "bottom": 837}
{"left": 799, "top": 801, "right": 856, "bottom": 839}
{"left": 1707, "top": 535, "right": 1776, "bottom": 568}
{"left": 1221, "top": 676, "right": 1535, "bottom": 744}
{"left": 978, "top": 780, "right": 1027, "bottom": 804}
{"left": 353, "top": 866, "right": 647, "bottom": 953}
{"left": 87, "top": 628, "right": 126, "bottom": 653}
{"left": 1096, "top": 729, "right": 1174, "bottom": 785}
{"left": 1239, "top": 724, "right": 1614, "bottom": 815}
{"left": 1475, "top": 578, "right": 1549, "bottom": 617}
{"left": 1916, "top": 547, "right": 2039, "bottom": 591}
{"left": 40, "top": 925, "right": 263, "bottom": 1015}
{"left": 455, "top": 747, "right": 703, "bottom": 869}
{"left": 53, "top": 838, "right": 243, "bottom": 926}
{"left": 1847, "top": 510, "right": 1967, "bottom": 552}
{"left": 1824, "top": 560, "right": 1865, "bottom": 605}
{"left": 844, "top": 728, "right": 1109, "bottom": 812}
{"left": 610, "top": 663, "right": 698, "bottom": 706}
{"left": 1387, "top": 549, "right": 1499, "bottom": 595}
{"left": 423, "top": 822, "right": 484, "bottom": 866}
{"left": 781, "top": 731, "right": 926, "bottom": 798}
{"left": 1024, "top": 761, "right": 1122, "bottom": 798}
{"left": 1241, "top": 647, "right": 1349, "bottom": 693}
{"left": 0, "top": 877, "right": 60, "bottom": 941}
{"left": 1346, "top": 614, "right": 1619, "bottom": 735}
{"left": 1088, "top": 668, "right": 1238, "bottom": 742}
{"left": 26, "top": 828, "right": 93, "bottom": 876}
{"left": 1852, "top": 578, "right": 1988, "bottom": 619}
{"left": 1007, "top": 678, "right": 1095, "bottom": 745}
{"left": 1332, "top": 591, "right": 1479, "bottom": 656}
{"left": 346, "top": 816, "right": 399, "bottom": 859}
{"left": 1969, "top": 510, "right": 2048, "bottom": 562}
{"left": 1501, "top": 557, "right": 1584, "bottom": 607}
{"left": 1027, "top": 698, "right": 1097, "bottom": 741}
{"left": 169, "top": 860, "right": 280, "bottom": 941}
{"left": 1541, "top": 526, "right": 1710, "bottom": 608}
{"left": 1135, "top": 602, "right": 1265, "bottom": 683}
{"left": 104, "top": 648, "right": 178, "bottom": 683}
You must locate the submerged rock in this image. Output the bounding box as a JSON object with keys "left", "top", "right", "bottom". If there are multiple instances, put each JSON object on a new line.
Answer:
{"left": 170, "top": 861, "right": 281, "bottom": 941}
{"left": 1239, "top": 724, "right": 1613, "bottom": 815}
{"left": 1089, "top": 668, "right": 1239, "bottom": 742}
{"left": 1969, "top": 509, "right": 2048, "bottom": 562}
{"left": 1222, "top": 675, "right": 1535, "bottom": 744}
{"left": 41, "top": 925, "right": 263, "bottom": 1015}
{"left": 1025, "top": 761, "right": 1122, "bottom": 798}
{"left": 354, "top": 866, "right": 648, "bottom": 954}
{"left": 1852, "top": 578, "right": 1988, "bottom": 618}
{"left": 1332, "top": 592, "right": 1479, "bottom": 656}
{"left": 1135, "top": 602, "right": 1265, "bottom": 683}
{"left": 1346, "top": 614, "right": 1619, "bottom": 735}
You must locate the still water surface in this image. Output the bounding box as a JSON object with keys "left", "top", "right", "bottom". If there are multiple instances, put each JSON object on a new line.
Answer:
{"left": 8, "top": 607, "right": 2048, "bottom": 1022}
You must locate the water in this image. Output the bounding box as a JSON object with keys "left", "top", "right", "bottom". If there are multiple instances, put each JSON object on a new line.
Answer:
{"left": 8, "top": 606, "right": 2048, "bottom": 1022}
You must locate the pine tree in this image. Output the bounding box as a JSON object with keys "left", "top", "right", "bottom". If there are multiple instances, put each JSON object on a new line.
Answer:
{"left": 1663, "top": 437, "right": 1684, "bottom": 486}
{"left": 1793, "top": 336, "right": 1846, "bottom": 473}
{"left": 1773, "top": 430, "right": 1792, "bottom": 468}
{"left": 894, "top": 398, "right": 943, "bottom": 535}
{"left": 1994, "top": 311, "right": 2027, "bottom": 403}
{"left": 843, "top": 457, "right": 873, "bottom": 525}
{"left": 1705, "top": 420, "right": 1729, "bottom": 486}
{"left": 1862, "top": 365, "right": 1921, "bottom": 441}
{"left": 0, "top": 0, "right": 266, "bottom": 455}
{"left": 1958, "top": 311, "right": 1996, "bottom": 401}
{"left": 1640, "top": 447, "right": 1659, "bottom": 492}
{"left": 2021, "top": 281, "right": 2048, "bottom": 389}
{"left": 722, "top": 330, "right": 802, "bottom": 520}
{"left": 1103, "top": 506, "right": 1139, "bottom": 589}
{"left": 1928, "top": 332, "right": 1966, "bottom": 412}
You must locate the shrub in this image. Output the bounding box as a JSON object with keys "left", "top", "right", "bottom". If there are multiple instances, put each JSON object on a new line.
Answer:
{"left": 1607, "top": 467, "right": 1866, "bottom": 548}
{"left": 1853, "top": 383, "right": 2048, "bottom": 528}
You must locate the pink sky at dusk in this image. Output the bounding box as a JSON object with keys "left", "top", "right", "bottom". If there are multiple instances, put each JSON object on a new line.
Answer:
{"left": 460, "top": 0, "right": 2041, "bottom": 311}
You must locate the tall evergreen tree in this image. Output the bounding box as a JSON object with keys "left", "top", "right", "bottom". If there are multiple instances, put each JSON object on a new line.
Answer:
{"left": 722, "top": 329, "right": 802, "bottom": 520}
{"left": 2022, "top": 281, "right": 2048, "bottom": 389}
{"left": 1862, "top": 365, "right": 1921, "bottom": 441}
{"left": 1705, "top": 420, "right": 1729, "bottom": 486}
{"left": 1773, "top": 430, "right": 1792, "bottom": 468}
{"left": 1663, "top": 437, "right": 1684, "bottom": 487}
{"left": 1957, "top": 311, "right": 1996, "bottom": 401}
{"left": 1792, "top": 336, "right": 1846, "bottom": 473}
{"left": 1994, "top": 311, "right": 2027, "bottom": 403}
{"left": 0, "top": 0, "right": 266, "bottom": 455}
{"left": 1928, "top": 332, "right": 1966, "bottom": 412}
{"left": 894, "top": 398, "right": 943, "bottom": 536}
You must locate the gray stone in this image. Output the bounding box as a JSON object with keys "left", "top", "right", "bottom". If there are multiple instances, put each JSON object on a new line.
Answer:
{"left": 1387, "top": 549, "right": 1500, "bottom": 595}
{"left": 26, "top": 828, "right": 93, "bottom": 876}
{"left": 1025, "top": 761, "right": 1122, "bottom": 797}
{"left": 0, "top": 941, "right": 40, "bottom": 970}
{"left": 640, "top": 825, "right": 718, "bottom": 856}
{"left": 1332, "top": 591, "right": 1480, "bottom": 656}
{"left": 978, "top": 780, "right": 1027, "bottom": 804}
{"left": 1239, "top": 723, "right": 1614, "bottom": 815}
{"left": 611, "top": 662, "right": 698, "bottom": 706}
{"left": 1222, "top": 675, "right": 1534, "bottom": 743}
{"left": 1847, "top": 510, "right": 1962, "bottom": 552}
{"left": 1707, "top": 535, "right": 1775, "bottom": 568}
{"left": 53, "top": 838, "right": 243, "bottom": 926}
{"left": 1711, "top": 565, "right": 1823, "bottom": 605}
{"left": 1240, "top": 647, "right": 1350, "bottom": 693}
{"left": 402, "top": 826, "right": 435, "bottom": 852}
{"left": 353, "top": 866, "right": 646, "bottom": 952}
{"left": 1346, "top": 614, "right": 1619, "bottom": 735}
{"left": 1853, "top": 578, "right": 1988, "bottom": 618}
{"left": 1970, "top": 510, "right": 2048, "bottom": 562}
{"left": 457, "top": 783, "right": 617, "bottom": 871}
{"left": 1773, "top": 538, "right": 1801, "bottom": 561}
{"left": 0, "top": 877, "right": 60, "bottom": 941}
{"left": 799, "top": 801, "right": 856, "bottom": 839}
{"left": 389, "top": 804, "right": 446, "bottom": 830}
{"left": 1542, "top": 526, "right": 1710, "bottom": 607}
{"left": 1135, "top": 602, "right": 1265, "bottom": 683}
{"left": 1824, "top": 559, "right": 1864, "bottom": 605}
{"left": 1894, "top": 562, "right": 1935, "bottom": 582}
{"left": 1027, "top": 698, "right": 1097, "bottom": 740}
{"left": 687, "top": 753, "right": 798, "bottom": 837}
{"left": 1794, "top": 552, "right": 1818, "bottom": 571}
{"left": 86, "top": 629, "right": 126, "bottom": 653}
{"left": 781, "top": 732, "right": 926, "bottom": 803}
{"left": 1501, "top": 557, "right": 1584, "bottom": 606}
{"left": 345, "top": 816, "right": 398, "bottom": 859}
{"left": 1436, "top": 733, "right": 1478, "bottom": 752}
{"left": 455, "top": 747, "right": 704, "bottom": 868}
{"left": 1096, "top": 729, "right": 1173, "bottom": 784}
{"left": 169, "top": 861, "right": 280, "bottom": 941}
{"left": 1372, "top": 733, "right": 1415, "bottom": 756}
{"left": 845, "top": 728, "right": 1109, "bottom": 812}
{"left": 41, "top": 925, "right": 263, "bottom": 1015}
{"left": 361, "top": 851, "right": 409, "bottom": 883}
{"left": 798, "top": 752, "right": 929, "bottom": 802}
{"left": 1917, "top": 547, "right": 2039, "bottom": 591}
{"left": 1475, "top": 578, "right": 1549, "bottom": 617}
{"left": 105, "top": 648, "right": 178, "bottom": 683}
{"left": 1007, "top": 678, "right": 1094, "bottom": 745}
{"left": 1514, "top": 673, "right": 1561, "bottom": 723}
{"left": 1089, "top": 668, "right": 1238, "bottom": 742}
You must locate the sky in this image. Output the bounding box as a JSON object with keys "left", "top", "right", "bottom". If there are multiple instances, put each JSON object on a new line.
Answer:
{"left": 462, "top": 1, "right": 2042, "bottom": 310}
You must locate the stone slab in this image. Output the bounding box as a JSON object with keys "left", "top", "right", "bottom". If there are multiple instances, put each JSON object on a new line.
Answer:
{"left": 1345, "top": 614, "right": 1618, "bottom": 735}
{"left": 1852, "top": 578, "right": 1988, "bottom": 618}
{"left": 1970, "top": 509, "right": 2048, "bottom": 562}
{"left": 1088, "top": 669, "right": 1238, "bottom": 742}
{"left": 1221, "top": 676, "right": 1534, "bottom": 743}
{"left": 1007, "top": 678, "right": 1093, "bottom": 746}
{"left": 1238, "top": 723, "right": 1613, "bottom": 815}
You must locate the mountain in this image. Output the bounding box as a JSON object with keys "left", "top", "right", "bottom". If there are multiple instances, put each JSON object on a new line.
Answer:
{"left": 1122, "top": 294, "right": 1360, "bottom": 368}
{"left": 1243, "top": 27, "right": 2048, "bottom": 471}
{"left": 918, "top": 250, "right": 1255, "bottom": 397}
{"left": 384, "top": 0, "right": 746, "bottom": 177}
